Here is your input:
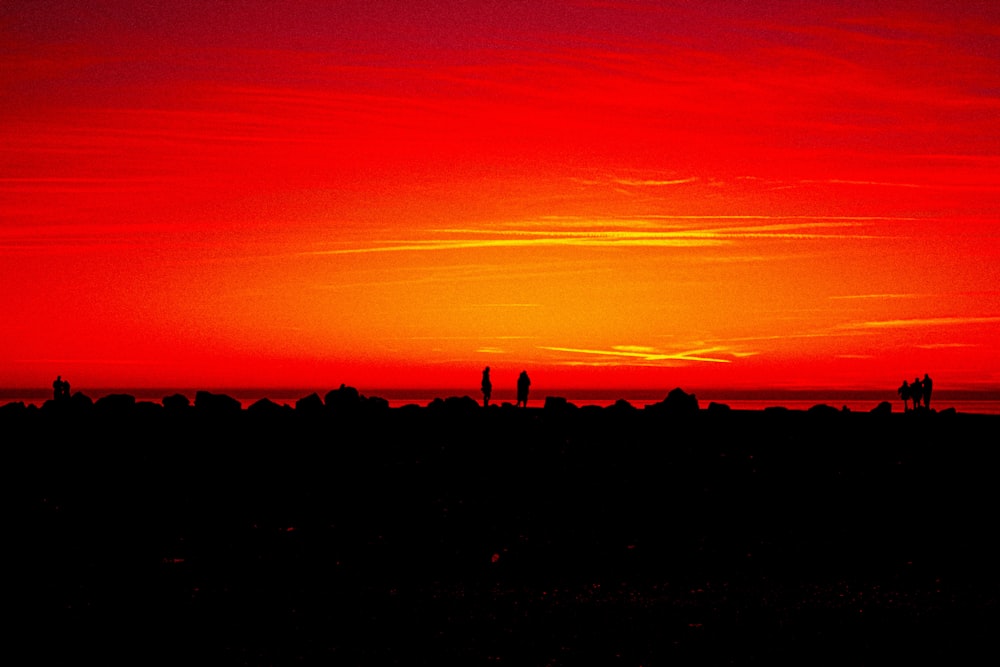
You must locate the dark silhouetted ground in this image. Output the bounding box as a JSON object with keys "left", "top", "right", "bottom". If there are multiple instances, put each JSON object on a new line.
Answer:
{"left": 9, "top": 397, "right": 998, "bottom": 664}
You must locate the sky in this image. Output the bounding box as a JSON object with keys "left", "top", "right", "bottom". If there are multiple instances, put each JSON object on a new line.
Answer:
{"left": 2, "top": 0, "right": 999, "bottom": 397}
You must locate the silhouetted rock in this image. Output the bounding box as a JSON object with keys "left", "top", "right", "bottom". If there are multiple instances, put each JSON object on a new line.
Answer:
{"left": 807, "top": 403, "right": 839, "bottom": 417}
{"left": 443, "top": 395, "right": 480, "bottom": 413}
{"left": 544, "top": 396, "right": 568, "bottom": 411}
{"left": 0, "top": 401, "right": 26, "bottom": 416}
{"left": 248, "top": 397, "right": 291, "bottom": 418}
{"left": 940, "top": 407, "right": 957, "bottom": 416}
{"left": 194, "top": 391, "right": 242, "bottom": 415}
{"left": 69, "top": 392, "right": 93, "bottom": 411}
{"left": 608, "top": 398, "right": 636, "bottom": 412}
{"left": 95, "top": 393, "right": 137, "bottom": 413}
{"left": 363, "top": 395, "right": 390, "bottom": 413}
{"left": 325, "top": 384, "right": 362, "bottom": 411}
{"left": 162, "top": 393, "right": 190, "bottom": 410}
{"left": 295, "top": 392, "right": 324, "bottom": 414}
{"left": 648, "top": 387, "right": 699, "bottom": 416}
{"left": 871, "top": 401, "right": 893, "bottom": 415}
{"left": 41, "top": 391, "right": 93, "bottom": 415}
{"left": 707, "top": 401, "right": 732, "bottom": 415}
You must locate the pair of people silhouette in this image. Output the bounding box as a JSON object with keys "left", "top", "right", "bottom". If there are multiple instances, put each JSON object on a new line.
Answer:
{"left": 898, "top": 373, "right": 933, "bottom": 412}
{"left": 52, "top": 375, "right": 71, "bottom": 401}
{"left": 480, "top": 367, "right": 531, "bottom": 407}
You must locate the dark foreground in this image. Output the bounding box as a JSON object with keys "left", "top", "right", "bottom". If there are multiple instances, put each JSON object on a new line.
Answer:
{"left": 10, "top": 399, "right": 1000, "bottom": 665}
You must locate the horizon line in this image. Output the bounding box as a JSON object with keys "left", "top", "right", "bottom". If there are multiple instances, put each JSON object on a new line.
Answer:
{"left": 2, "top": 386, "right": 998, "bottom": 401}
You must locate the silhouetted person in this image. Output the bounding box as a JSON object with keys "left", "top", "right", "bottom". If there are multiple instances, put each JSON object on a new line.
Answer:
{"left": 911, "top": 377, "right": 923, "bottom": 411}
{"left": 481, "top": 366, "right": 492, "bottom": 407}
{"left": 52, "top": 375, "right": 70, "bottom": 401}
{"left": 897, "top": 379, "right": 911, "bottom": 412}
{"left": 922, "top": 373, "right": 933, "bottom": 410}
{"left": 516, "top": 370, "right": 531, "bottom": 407}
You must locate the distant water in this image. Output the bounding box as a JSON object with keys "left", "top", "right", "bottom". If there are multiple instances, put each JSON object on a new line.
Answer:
{"left": 2, "top": 387, "right": 998, "bottom": 415}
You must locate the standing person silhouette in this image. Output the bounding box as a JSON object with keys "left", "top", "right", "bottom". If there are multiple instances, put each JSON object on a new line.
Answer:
{"left": 52, "top": 375, "right": 70, "bottom": 401}
{"left": 922, "top": 373, "right": 933, "bottom": 410}
{"left": 481, "top": 366, "right": 492, "bottom": 407}
{"left": 516, "top": 370, "right": 531, "bottom": 408}
{"left": 911, "top": 377, "right": 923, "bottom": 411}
{"left": 897, "top": 379, "right": 911, "bottom": 412}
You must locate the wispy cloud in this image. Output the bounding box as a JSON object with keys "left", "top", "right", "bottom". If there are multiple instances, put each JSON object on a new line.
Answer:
{"left": 916, "top": 342, "right": 979, "bottom": 349}
{"left": 300, "top": 217, "right": 891, "bottom": 256}
{"left": 829, "top": 293, "right": 928, "bottom": 300}
{"left": 539, "top": 345, "right": 734, "bottom": 364}
{"left": 574, "top": 175, "right": 699, "bottom": 188}
{"left": 612, "top": 177, "right": 699, "bottom": 187}
{"left": 841, "top": 316, "right": 1000, "bottom": 329}
{"left": 303, "top": 234, "right": 729, "bottom": 255}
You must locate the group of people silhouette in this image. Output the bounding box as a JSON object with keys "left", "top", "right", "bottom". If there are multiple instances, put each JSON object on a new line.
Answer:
{"left": 898, "top": 373, "right": 933, "bottom": 412}
{"left": 481, "top": 367, "right": 532, "bottom": 408}
{"left": 52, "top": 375, "right": 71, "bottom": 401}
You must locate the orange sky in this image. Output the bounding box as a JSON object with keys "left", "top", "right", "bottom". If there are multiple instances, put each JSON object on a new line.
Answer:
{"left": 2, "top": 1, "right": 998, "bottom": 397}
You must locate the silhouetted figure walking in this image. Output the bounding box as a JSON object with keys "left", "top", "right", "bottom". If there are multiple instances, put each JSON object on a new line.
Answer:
{"left": 922, "top": 373, "right": 933, "bottom": 410}
{"left": 481, "top": 366, "right": 492, "bottom": 407}
{"left": 897, "top": 379, "right": 911, "bottom": 412}
{"left": 52, "top": 375, "right": 70, "bottom": 401}
{"left": 911, "top": 377, "right": 923, "bottom": 411}
{"left": 516, "top": 370, "right": 531, "bottom": 407}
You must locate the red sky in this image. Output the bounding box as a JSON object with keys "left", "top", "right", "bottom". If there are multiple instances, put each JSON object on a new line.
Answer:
{"left": 2, "top": 1, "right": 998, "bottom": 397}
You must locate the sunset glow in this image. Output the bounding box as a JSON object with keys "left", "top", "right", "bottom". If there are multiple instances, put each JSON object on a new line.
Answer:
{"left": 2, "top": 1, "right": 998, "bottom": 398}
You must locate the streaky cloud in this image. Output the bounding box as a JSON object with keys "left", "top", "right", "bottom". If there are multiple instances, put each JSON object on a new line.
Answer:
{"left": 916, "top": 342, "right": 979, "bottom": 349}
{"left": 841, "top": 316, "right": 1000, "bottom": 329}
{"left": 829, "top": 293, "right": 927, "bottom": 300}
{"left": 539, "top": 345, "right": 732, "bottom": 364}
{"left": 611, "top": 177, "right": 699, "bottom": 187}
{"left": 304, "top": 216, "right": 903, "bottom": 256}
{"left": 302, "top": 236, "right": 730, "bottom": 255}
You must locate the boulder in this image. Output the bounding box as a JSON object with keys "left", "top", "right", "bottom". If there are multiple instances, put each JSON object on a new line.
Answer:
{"left": 870, "top": 401, "right": 892, "bottom": 416}
{"left": 295, "top": 392, "right": 325, "bottom": 414}
{"left": 162, "top": 394, "right": 191, "bottom": 410}
{"left": 95, "top": 393, "right": 137, "bottom": 412}
{"left": 325, "top": 384, "right": 362, "bottom": 411}
{"left": 248, "top": 397, "right": 291, "bottom": 418}
{"left": 707, "top": 401, "right": 732, "bottom": 415}
{"left": 543, "top": 396, "right": 577, "bottom": 413}
{"left": 648, "top": 387, "right": 699, "bottom": 416}
{"left": 194, "top": 391, "right": 242, "bottom": 415}
{"left": 0, "top": 401, "right": 27, "bottom": 417}
{"left": 363, "top": 395, "right": 390, "bottom": 413}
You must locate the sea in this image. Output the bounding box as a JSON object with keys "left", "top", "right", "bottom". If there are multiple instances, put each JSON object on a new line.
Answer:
{"left": 2, "top": 387, "right": 999, "bottom": 415}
